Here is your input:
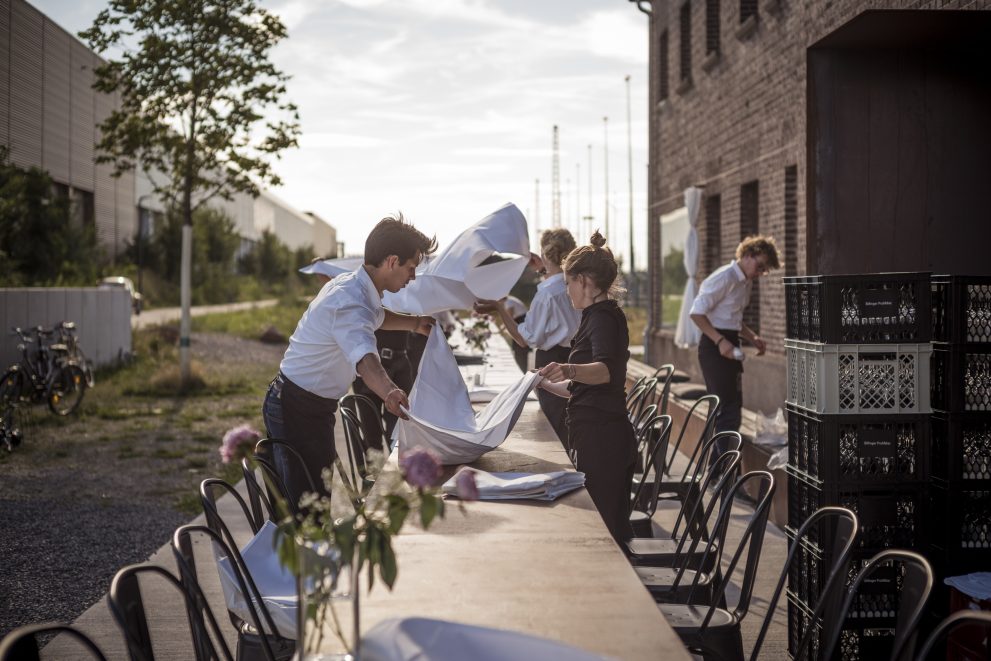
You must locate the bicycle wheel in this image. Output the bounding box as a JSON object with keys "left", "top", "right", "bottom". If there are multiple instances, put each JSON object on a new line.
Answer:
{"left": 48, "top": 364, "right": 87, "bottom": 416}
{"left": 0, "top": 370, "right": 25, "bottom": 450}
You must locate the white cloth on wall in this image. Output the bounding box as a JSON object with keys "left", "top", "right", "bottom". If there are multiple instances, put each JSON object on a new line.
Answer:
{"left": 383, "top": 203, "right": 531, "bottom": 315}
{"left": 674, "top": 187, "right": 704, "bottom": 348}
{"left": 393, "top": 325, "right": 542, "bottom": 465}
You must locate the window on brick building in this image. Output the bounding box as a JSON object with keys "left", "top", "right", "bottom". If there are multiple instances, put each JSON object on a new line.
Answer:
{"left": 679, "top": 2, "right": 692, "bottom": 86}
{"left": 704, "top": 194, "right": 722, "bottom": 275}
{"left": 659, "top": 30, "right": 670, "bottom": 101}
{"left": 740, "top": 0, "right": 758, "bottom": 24}
{"left": 706, "top": 0, "right": 720, "bottom": 56}
{"left": 784, "top": 165, "right": 798, "bottom": 276}
{"left": 740, "top": 180, "right": 760, "bottom": 331}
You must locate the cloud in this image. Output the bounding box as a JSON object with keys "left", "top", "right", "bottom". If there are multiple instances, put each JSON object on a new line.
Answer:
{"left": 300, "top": 133, "right": 386, "bottom": 149}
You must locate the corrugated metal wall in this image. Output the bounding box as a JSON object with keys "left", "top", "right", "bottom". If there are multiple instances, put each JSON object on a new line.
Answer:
{"left": 2, "top": 0, "right": 135, "bottom": 259}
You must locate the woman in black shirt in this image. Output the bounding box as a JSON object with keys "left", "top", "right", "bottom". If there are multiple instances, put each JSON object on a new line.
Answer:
{"left": 538, "top": 231, "right": 636, "bottom": 543}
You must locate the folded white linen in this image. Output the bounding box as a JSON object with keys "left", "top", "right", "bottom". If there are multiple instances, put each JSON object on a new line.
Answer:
{"left": 442, "top": 467, "right": 586, "bottom": 502}
{"left": 944, "top": 572, "right": 991, "bottom": 601}
{"left": 216, "top": 521, "right": 298, "bottom": 639}
{"left": 394, "top": 326, "right": 542, "bottom": 465}
{"left": 361, "top": 617, "right": 610, "bottom": 661}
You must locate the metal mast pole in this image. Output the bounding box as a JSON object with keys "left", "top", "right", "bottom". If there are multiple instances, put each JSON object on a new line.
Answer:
{"left": 585, "top": 144, "right": 594, "bottom": 239}
{"left": 603, "top": 116, "right": 610, "bottom": 242}
{"left": 575, "top": 162, "right": 581, "bottom": 233}
{"left": 552, "top": 125, "right": 561, "bottom": 228}
{"left": 626, "top": 75, "right": 635, "bottom": 275}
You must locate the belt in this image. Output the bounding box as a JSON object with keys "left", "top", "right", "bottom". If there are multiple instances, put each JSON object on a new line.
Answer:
{"left": 380, "top": 347, "right": 407, "bottom": 360}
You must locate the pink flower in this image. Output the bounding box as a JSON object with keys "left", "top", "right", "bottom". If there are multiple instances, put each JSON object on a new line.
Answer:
{"left": 455, "top": 469, "right": 479, "bottom": 501}
{"left": 219, "top": 424, "right": 261, "bottom": 464}
{"left": 400, "top": 447, "right": 442, "bottom": 488}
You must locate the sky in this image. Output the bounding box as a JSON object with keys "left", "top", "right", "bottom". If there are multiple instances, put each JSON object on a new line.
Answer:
{"left": 31, "top": 0, "right": 651, "bottom": 266}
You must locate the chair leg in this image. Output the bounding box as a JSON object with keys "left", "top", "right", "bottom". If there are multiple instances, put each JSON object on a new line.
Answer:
{"left": 697, "top": 627, "right": 744, "bottom": 661}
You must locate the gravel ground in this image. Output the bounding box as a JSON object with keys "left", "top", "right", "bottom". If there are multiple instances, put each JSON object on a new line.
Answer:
{"left": 0, "top": 331, "right": 285, "bottom": 639}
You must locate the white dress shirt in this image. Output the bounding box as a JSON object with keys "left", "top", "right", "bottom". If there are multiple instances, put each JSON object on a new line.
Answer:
{"left": 689, "top": 261, "right": 752, "bottom": 331}
{"left": 517, "top": 273, "right": 581, "bottom": 350}
{"left": 280, "top": 267, "right": 384, "bottom": 399}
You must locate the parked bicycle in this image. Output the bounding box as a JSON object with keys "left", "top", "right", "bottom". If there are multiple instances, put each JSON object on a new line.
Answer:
{"left": 1, "top": 325, "right": 89, "bottom": 451}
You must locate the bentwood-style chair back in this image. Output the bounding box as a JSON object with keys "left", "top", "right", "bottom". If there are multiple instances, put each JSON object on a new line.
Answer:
{"left": 108, "top": 563, "right": 234, "bottom": 661}
{"left": 915, "top": 610, "right": 991, "bottom": 661}
{"left": 340, "top": 393, "right": 388, "bottom": 452}
{"left": 750, "top": 507, "right": 859, "bottom": 661}
{"left": 669, "top": 430, "right": 742, "bottom": 541}
{"left": 823, "top": 549, "right": 934, "bottom": 661}
{"left": 253, "top": 438, "right": 320, "bottom": 514}
{"left": 0, "top": 623, "right": 107, "bottom": 661}
{"left": 649, "top": 363, "right": 676, "bottom": 415}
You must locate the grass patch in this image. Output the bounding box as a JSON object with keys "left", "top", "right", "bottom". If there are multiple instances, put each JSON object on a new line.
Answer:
{"left": 153, "top": 447, "right": 187, "bottom": 459}
{"left": 191, "top": 300, "right": 307, "bottom": 341}
{"left": 175, "top": 492, "right": 202, "bottom": 515}
{"left": 184, "top": 457, "right": 208, "bottom": 469}
{"left": 117, "top": 446, "right": 143, "bottom": 460}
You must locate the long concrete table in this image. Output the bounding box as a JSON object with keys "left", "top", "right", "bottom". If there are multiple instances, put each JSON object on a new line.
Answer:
{"left": 319, "top": 335, "right": 691, "bottom": 660}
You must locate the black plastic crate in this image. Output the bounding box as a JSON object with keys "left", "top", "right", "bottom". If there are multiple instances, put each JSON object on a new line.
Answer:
{"left": 786, "top": 533, "right": 905, "bottom": 621}
{"left": 931, "top": 346, "right": 991, "bottom": 412}
{"left": 787, "top": 404, "right": 928, "bottom": 485}
{"left": 784, "top": 272, "right": 931, "bottom": 344}
{"left": 932, "top": 275, "right": 991, "bottom": 345}
{"left": 930, "top": 485, "right": 991, "bottom": 560}
{"left": 788, "top": 592, "right": 901, "bottom": 661}
{"left": 930, "top": 412, "right": 991, "bottom": 485}
{"left": 785, "top": 467, "right": 926, "bottom": 550}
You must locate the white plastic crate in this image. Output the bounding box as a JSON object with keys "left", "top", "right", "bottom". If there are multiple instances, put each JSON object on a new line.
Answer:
{"left": 785, "top": 339, "right": 931, "bottom": 414}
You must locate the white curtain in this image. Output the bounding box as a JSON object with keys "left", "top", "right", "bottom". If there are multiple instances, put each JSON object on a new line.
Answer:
{"left": 674, "top": 187, "right": 703, "bottom": 348}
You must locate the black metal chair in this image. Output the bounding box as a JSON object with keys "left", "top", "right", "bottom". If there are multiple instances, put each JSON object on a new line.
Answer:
{"left": 823, "top": 549, "right": 934, "bottom": 661}
{"left": 198, "top": 480, "right": 297, "bottom": 660}
{"left": 253, "top": 438, "right": 320, "bottom": 516}
{"left": 338, "top": 407, "right": 374, "bottom": 500}
{"left": 662, "top": 394, "right": 720, "bottom": 480}
{"left": 107, "top": 563, "right": 234, "bottom": 661}
{"left": 626, "top": 376, "right": 647, "bottom": 405}
{"left": 241, "top": 457, "right": 279, "bottom": 529}
{"left": 914, "top": 610, "right": 991, "bottom": 661}
{"left": 632, "top": 377, "right": 659, "bottom": 424}
{"left": 655, "top": 472, "right": 776, "bottom": 661}
{"left": 629, "top": 415, "right": 674, "bottom": 537}
{"left": 649, "top": 363, "right": 676, "bottom": 416}
{"left": 0, "top": 623, "right": 107, "bottom": 661}
{"left": 626, "top": 448, "right": 743, "bottom": 571}
{"left": 340, "top": 392, "right": 388, "bottom": 453}
{"left": 750, "top": 507, "right": 859, "bottom": 661}
{"left": 173, "top": 524, "right": 294, "bottom": 661}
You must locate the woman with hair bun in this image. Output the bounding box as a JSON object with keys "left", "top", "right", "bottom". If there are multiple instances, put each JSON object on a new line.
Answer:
{"left": 475, "top": 228, "right": 581, "bottom": 445}
{"left": 537, "top": 230, "right": 636, "bottom": 543}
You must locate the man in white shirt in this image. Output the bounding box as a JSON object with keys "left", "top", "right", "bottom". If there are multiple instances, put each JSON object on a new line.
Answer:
{"left": 262, "top": 215, "right": 437, "bottom": 506}
{"left": 689, "top": 235, "right": 780, "bottom": 444}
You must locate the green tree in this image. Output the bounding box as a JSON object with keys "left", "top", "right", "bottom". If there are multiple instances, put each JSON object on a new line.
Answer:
{"left": 81, "top": 0, "right": 300, "bottom": 383}
{"left": 662, "top": 245, "right": 687, "bottom": 295}
{"left": 0, "top": 148, "right": 102, "bottom": 287}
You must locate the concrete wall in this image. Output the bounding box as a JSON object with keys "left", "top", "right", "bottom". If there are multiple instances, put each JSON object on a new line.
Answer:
{"left": 0, "top": 288, "right": 132, "bottom": 368}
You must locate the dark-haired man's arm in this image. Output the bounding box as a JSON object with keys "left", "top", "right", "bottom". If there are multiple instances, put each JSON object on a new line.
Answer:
{"left": 356, "top": 353, "right": 410, "bottom": 418}
{"left": 380, "top": 310, "right": 435, "bottom": 336}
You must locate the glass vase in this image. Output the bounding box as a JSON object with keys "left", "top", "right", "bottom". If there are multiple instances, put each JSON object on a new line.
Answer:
{"left": 296, "top": 541, "right": 360, "bottom": 660}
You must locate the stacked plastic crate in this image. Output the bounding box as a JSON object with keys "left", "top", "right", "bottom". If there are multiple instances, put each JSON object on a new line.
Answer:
{"left": 929, "top": 276, "right": 991, "bottom": 618}
{"left": 783, "top": 273, "right": 932, "bottom": 660}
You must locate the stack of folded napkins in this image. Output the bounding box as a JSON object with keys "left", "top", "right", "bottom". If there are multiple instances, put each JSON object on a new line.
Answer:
{"left": 442, "top": 467, "right": 585, "bottom": 501}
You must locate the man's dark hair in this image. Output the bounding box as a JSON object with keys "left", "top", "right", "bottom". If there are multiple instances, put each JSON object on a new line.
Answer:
{"left": 364, "top": 213, "right": 437, "bottom": 266}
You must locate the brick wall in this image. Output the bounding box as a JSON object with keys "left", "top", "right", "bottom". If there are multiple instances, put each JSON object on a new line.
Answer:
{"left": 643, "top": 0, "right": 990, "bottom": 410}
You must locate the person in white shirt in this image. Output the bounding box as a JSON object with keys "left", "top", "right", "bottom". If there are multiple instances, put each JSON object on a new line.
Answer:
{"left": 689, "top": 235, "right": 780, "bottom": 445}
{"left": 476, "top": 228, "right": 582, "bottom": 445}
{"left": 262, "top": 215, "right": 437, "bottom": 507}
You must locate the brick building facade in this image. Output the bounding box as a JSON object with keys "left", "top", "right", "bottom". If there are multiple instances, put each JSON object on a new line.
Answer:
{"left": 637, "top": 0, "right": 991, "bottom": 413}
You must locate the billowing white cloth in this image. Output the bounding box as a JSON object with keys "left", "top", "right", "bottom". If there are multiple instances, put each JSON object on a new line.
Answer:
{"left": 442, "top": 468, "right": 586, "bottom": 501}
{"left": 383, "top": 203, "right": 530, "bottom": 315}
{"left": 216, "top": 521, "right": 297, "bottom": 639}
{"left": 298, "top": 256, "right": 364, "bottom": 278}
{"left": 674, "top": 186, "right": 703, "bottom": 348}
{"left": 393, "top": 326, "right": 541, "bottom": 465}
{"left": 362, "top": 617, "right": 610, "bottom": 661}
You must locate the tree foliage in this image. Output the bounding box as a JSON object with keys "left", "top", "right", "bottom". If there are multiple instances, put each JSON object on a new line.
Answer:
{"left": 0, "top": 148, "right": 102, "bottom": 286}
{"left": 662, "top": 245, "right": 688, "bottom": 295}
{"left": 80, "top": 0, "right": 301, "bottom": 221}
